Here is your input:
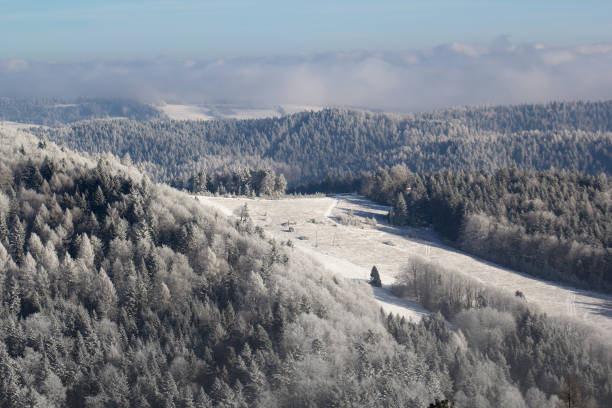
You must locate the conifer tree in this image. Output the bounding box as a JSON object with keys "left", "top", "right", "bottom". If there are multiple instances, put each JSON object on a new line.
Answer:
{"left": 0, "top": 215, "right": 8, "bottom": 246}
{"left": 8, "top": 217, "right": 25, "bottom": 265}
{"left": 274, "top": 174, "right": 287, "bottom": 194}
{"left": 394, "top": 192, "right": 408, "bottom": 224}
{"left": 370, "top": 266, "right": 382, "bottom": 287}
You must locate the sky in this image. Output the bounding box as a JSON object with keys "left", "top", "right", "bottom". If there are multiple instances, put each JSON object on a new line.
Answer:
{"left": 1, "top": 1, "right": 612, "bottom": 110}
{"left": 2, "top": 0, "right": 611, "bottom": 59}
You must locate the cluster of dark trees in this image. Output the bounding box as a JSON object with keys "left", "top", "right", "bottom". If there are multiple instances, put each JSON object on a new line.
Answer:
{"left": 359, "top": 166, "right": 612, "bottom": 292}
{"left": 3, "top": 132, "right": 611, "bottom": 406}
{"left": 390, "top": 256, "right": 611, "bottom": 408}
{"left": 35, "top": 101, "right": 612, "bottom": 184}
{"left": 171, "top": 168, "right": 287, "bottom": 196}
{"left": 0, "top": 97, "right": 164, "bottom": 126}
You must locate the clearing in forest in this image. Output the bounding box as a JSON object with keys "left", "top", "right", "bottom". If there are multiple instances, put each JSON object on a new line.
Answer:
{"left": 198, "top": 194, "right": 612, "bottom": 335}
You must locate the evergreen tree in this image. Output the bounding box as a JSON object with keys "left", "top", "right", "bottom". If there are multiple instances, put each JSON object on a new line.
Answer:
{"left": 239, "top": 204, "right": 250, "bottom": 223}
{"left": 394, "top": 192, "right": 408, "bottom": 224}
{"left": 428, "top": 399, "right": 455, "bottom": 408}
{"left": 274, "top": 174, "right": 287, "bottom": 195}
{"left": 258, "top": 170, "right": 276, "bottom": 196}
{"left": 369, "top": 266, "right": 382, "bottom": 287}
{"left": 0, "top": 214, "right": 8, "bottom": 247}
{"left": 8, "top": 217, "right": 25, "bottom": 265}
{"left": 191, "top": 171, "right": 207, "bottom": 194}
{"left": 93, "top": 185, "right": 106, "bottom": 216}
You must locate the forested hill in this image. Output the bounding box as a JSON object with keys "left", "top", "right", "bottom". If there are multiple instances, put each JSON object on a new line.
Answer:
{"left": 422, "top": 100, "right": 612, "bottom": 133}
{"left": 361, "top": 166, "right": 612, "bottom": 293}
{"left": 36, "top": 101, "right": 612, "bottom": 184}
{"left": 0, "top": 97, "right": 164, "bottom": 126}
{"left": 3, "top": 128, "right": 612, "bottom": 407}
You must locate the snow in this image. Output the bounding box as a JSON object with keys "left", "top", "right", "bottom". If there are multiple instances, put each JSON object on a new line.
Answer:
{"left": 157, "top": 104, "right": 215, "bottom": 121}
{"left": 196, "top": 194, "right": 612, "bottom": 335}
{"left": 0, "top": 121, "right": 47, "bottom": 130}
{"left": 158, "top": 103, "right": 324, "bottom": 121}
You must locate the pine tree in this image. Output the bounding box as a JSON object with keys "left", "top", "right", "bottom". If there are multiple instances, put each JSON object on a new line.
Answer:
{"left": 239, "top": 204, "right": 250, "bottom": 223}
{"left": 6, "top": 274, "right": 21, "bottom": 317}
{"left": 180, "top": 387, "right": 196, "bottom": 408}
{"left": 369, "top": 266, "right": 382, "bottom": 287}
{"left": 160, "top": 372, "right": 179, "bottom": 408}
{"left": 0, "top": 343, "right": 23, "bottom": 408}
{"left": 394, "top": 192, "right": 408, "bottom": 224}
{"left": 0, "top": 215, "right": 8, "bottom": 246}
{"left": 8, "top": 217, "right": 25, "bottom": 265}
{"left": 258, "top": 170, "right": 276, "bottom": 196}
{"left": 191, "top": 171, "right": 207, "bottom": 193}
{"left": 209, "top": 378, "right": 235, "bottom": 407}
{"left": 77, "top": 233, "right": 95, "bottom": 269}
{"left": 93, "top": 185, "right": 106, "bottom": 216}
{"left": 194, "top": 388, "right": 213, "bottom": 408}
{"left": 428, "top": 399, "right": 455, "bottom": 408}
{"left": 558, "top": 374, "right": 596, "bottom": 408}
{"left": 274, "top": 174, "right": 287, "bottom": 194}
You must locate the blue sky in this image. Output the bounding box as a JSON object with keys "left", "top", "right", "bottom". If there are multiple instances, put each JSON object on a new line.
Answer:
{"left": 2, "top": 1, "right": 611, "bottom": 109}
{"left": 2, "top": 0, "right": 611, "bottom": 59}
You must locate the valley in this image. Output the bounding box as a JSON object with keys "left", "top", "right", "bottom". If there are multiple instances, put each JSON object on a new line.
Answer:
{"left": 198, "top": 194, "right": 612, "bottom": 335}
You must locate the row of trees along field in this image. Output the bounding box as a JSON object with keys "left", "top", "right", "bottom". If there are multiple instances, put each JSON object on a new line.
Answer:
{"left": 170, "top": 168, "right": 287, "bottom": 197}
{"left": 1, "top": 131, "right": 610, "bottom": 406}
{"left": 359, "top": 166, "right": 612, "bottom": 293}
{"left": 34, "top": 101, "right": 612, "bottom": 184}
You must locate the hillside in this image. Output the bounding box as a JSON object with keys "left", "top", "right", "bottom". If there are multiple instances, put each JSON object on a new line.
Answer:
{"left": 35, "top": 101, "right": 612, "bottom": 184}
{"left": 0, "top": 97, "right": 164, "bottom": 126}
{"left": 0, "top": 128, "right": 439, "bottom": 406}
{"left": 2, "top": 128, "right": 612, "bottom": 406}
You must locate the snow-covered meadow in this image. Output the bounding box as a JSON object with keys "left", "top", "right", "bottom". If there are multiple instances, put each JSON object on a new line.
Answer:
{"left": 198, "top": 194, "right": 612, "bottom": 335}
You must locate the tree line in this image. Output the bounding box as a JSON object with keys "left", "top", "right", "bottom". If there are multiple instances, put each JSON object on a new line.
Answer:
{"left": 34, "top": 101, "right": 612, "bottom": 185}
{"left": 359, "top": 166, "right": 612, "bottom": 292}
{"left": 171, "top": 168, "right": 287, "bottom": 197}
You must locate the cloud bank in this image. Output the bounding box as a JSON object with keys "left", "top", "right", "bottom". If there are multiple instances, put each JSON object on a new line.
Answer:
{"left": 1, "top": 39, "right": 612, "bottom": 112}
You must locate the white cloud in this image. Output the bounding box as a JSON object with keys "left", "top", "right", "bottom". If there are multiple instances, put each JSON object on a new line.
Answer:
{"left": 0, "top": 59, "right": 29, "bottom": 73}
{"left": 1, "top": 40, "right": 611, "bottom": 112}
{"left": 575, "top": 44, "right": 612, "bottom": 55}
{"left": 450, "top": 42, "right": 488, "bottom": 57}
{"left": 541, "top": 51, "right": 574, "bottom": 66}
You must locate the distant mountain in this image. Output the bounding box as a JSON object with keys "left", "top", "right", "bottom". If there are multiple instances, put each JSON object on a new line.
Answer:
{"left": 0, "top": 97, "right": 165, "bottom": 126}
{"left": 36, "top": 100, "right": 612, "bottom": 184}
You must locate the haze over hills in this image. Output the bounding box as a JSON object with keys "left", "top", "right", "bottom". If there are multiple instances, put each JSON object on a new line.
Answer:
{"left": 0, "top": 97, "right": 165, "bottom": 126}
{"left": 3, "top": 40, "right": 612, "bottom": 112}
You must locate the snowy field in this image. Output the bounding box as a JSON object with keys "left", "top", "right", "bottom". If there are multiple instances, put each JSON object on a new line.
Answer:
{"left": 157, "top": 104, "right": 216, "bottom": 121}
{"left": 198, "top": 194, "right": 612, "bottom": 334}
{"left": 0, "top": 121, "right": 47, "bottom": 130}
{"left": 158, "top": 103, "right": 323, "bottom": 121}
